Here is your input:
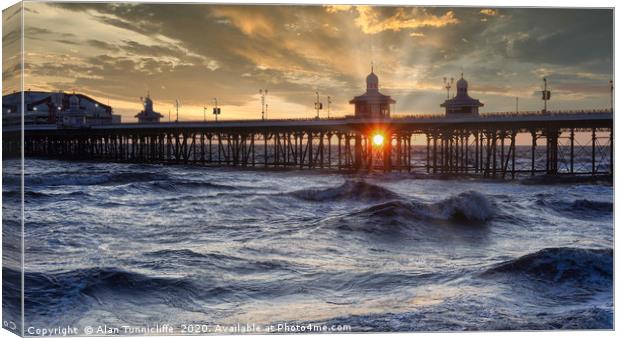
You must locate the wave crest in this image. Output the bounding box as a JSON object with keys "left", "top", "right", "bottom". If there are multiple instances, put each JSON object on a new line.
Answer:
{"left": 354, "top": 190, "right": 495, "bottom": 223}
{"left": 482, "top": 247, "right": 612, "bottom": 285}
{"left": 431, "top": 190, "right": 495, "bottom": 222}
{"left": 290, "top": 180, "right": 399, "bottom": 201}
{"left": 537, "top": 198, "right": 613, "bottom": 216}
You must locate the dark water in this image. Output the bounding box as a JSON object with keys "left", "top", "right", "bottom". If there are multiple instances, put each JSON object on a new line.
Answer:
{"left": 2, "top": 158, "right": 613, "bottom": 333}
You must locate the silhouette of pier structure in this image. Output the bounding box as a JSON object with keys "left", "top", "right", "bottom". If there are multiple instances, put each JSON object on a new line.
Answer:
{"left": 3, "top": 110, "right": 612, "bottom": 178}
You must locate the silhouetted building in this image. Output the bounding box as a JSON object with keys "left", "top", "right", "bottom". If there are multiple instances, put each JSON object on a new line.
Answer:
{"left": 135, "top": 93, "right": 164, "bottom": 123}
{"left": 350, "top": 66, "right": 395, "bottom": 118}
{"left": 2, "top": 90, "right": 120, "bottom": 126}
{"left": 440, "top": 74, "right": 484, "bottom": 116}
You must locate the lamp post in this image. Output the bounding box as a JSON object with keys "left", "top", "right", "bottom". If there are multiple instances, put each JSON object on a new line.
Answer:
{"left": 314, "top": 90, "right": 323, "bottom": 119}
{"left": 516, "top": 97, "right": 519, "bottom": 114}
{"left": 259, "top": 89, "right": 268, "bottom": 120}
{"left": 213, "top": 98, "right": 220, "bottom": 122}
{"left": 443, "top": 77, "right": 454, "bottom": 99}
{"left": 541, "top": 78, "right": 550, "bottom": 113}
{"left": 327, "top": 96, "right": 332, "bottom": 119}
{"left": 203, "top": 107, "right": 207, "bottom": 122}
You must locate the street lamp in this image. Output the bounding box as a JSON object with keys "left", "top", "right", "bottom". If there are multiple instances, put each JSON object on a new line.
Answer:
{"left": 443, "top": 77, "right": 454, "bottom": 99}
{"left": 314, "top": 90, "right": 323, "bottom": 119}
{"left": 541, "top": 78, "right": 551, "bottom": 113}
{"left": 327, "top": 96, "right": 332, "bottom": 119}
{"left": 259, "top": 89, "right": 268, "bottom": 120}
{"left": 213, "top": 98, "right": 220, "bottom": 122}
{"left": 516, "top": 97, "right": 519, "bottom": 114}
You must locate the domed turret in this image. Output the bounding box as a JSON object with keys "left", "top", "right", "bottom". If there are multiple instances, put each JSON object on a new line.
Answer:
{"left": 440, "top": 72, "right": 483, "bottom": 117}
{"left": 135, "top": 92, "right": 164, "bottom": 123}
{"left": 456, "top": 73, "right": 468, "bottom": 96}
{"left": 144, "top": 95, "right": 154, "bottom": 112}
{"left": 366, "top": 71, "right": 378, "bottom": 91}
{"left": 350, "top": 63, "right": 396, "bottom": 118}
{"left": 366, "top": 63, "right": 379, "bottom": 91}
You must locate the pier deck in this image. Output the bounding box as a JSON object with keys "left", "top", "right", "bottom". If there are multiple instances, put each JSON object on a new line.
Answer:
{"left": 3, "top": 110, "right": 613, "bottom": 178}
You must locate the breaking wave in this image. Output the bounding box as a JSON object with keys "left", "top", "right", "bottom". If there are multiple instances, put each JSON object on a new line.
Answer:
{"left": 482, "top": 247, "right": 612, "bottom": 286}
{"left": 289, "top": 180, "right": 400, "bottom": 201}
{"left": 353, "top": 190, "right": 495, "bottom": 223}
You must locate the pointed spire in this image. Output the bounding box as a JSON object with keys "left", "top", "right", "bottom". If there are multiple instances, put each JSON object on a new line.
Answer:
{"left": 371, "top": 61, "right": 374, "bottom": 73}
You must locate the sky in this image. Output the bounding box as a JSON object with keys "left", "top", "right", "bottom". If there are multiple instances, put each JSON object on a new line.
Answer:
{"left": 2, "top": 2, "right": 614, "bottom": 122}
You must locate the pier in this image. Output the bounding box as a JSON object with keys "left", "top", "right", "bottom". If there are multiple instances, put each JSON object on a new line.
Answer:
{"left": 3, "top": 110, "right": 612, "bottom": 178}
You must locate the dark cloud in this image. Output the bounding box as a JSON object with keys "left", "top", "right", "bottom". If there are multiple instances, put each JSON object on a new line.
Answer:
{"left": 87, "top": 39, "right": 120, "bottom": 51}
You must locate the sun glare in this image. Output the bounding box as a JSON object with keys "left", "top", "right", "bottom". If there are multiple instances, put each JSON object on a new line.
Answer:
{"left": 372, "top": 134, "right": 385, "bottom": 146}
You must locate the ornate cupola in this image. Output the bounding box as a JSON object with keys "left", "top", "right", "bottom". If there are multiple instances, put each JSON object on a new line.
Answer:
{"left": 366, "top": 65, "right": 379, "bottom": 92}
{"left": 440, "top": 73, "right": 484, "bottom": 117}
{"left": 349, "top": 64, "right": 396, "bottom": 118}
{"left": 135, "top": 92, "right": 164, "bottom": 123}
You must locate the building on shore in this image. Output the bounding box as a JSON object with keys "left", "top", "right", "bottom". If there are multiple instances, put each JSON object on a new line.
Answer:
{"left": 2, "top": 90, "right": 121, "bottom": 126}
{"left": 440, "top": 74, "right": 484, "bottom": 117}
{"left": 135, "top": 93, "right": 164, "bottom": 123}
{"left": 349, "top": 66, "right": 396, "bottom": 118}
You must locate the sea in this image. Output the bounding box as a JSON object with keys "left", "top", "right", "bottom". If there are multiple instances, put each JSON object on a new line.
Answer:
{"left": 2, "top": 154, "right": 614, "bottom": 334}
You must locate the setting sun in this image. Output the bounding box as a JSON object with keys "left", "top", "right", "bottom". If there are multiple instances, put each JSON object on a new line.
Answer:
{"left": 372, "top": 134, "right": 385, "bottom": 146}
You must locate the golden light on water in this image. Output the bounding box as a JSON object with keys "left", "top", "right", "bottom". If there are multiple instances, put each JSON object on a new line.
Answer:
{"left": 372, "top": 134, "right": 385, "bottom": 146}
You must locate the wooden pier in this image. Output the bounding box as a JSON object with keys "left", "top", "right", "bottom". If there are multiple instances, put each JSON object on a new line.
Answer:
{"left": 3, "top": 110, "right": 613, "bottom": 178}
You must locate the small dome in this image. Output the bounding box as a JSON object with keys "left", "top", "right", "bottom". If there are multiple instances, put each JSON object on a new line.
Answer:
{"left": 457, "top": 77, "right": 468, "bottom": 90}
{"left": 366, "top": 72, "right": 378, "bottom": 83}
{"left": 366, "top": 71, "right": 378, "bottom": 91}
{"left": 144, "top": 95, "right": 154, "bottom": 112}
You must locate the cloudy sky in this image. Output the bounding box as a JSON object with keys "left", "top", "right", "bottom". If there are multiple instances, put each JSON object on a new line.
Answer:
{"left": 3, "top": 2, "right": 613, "bottom": 121}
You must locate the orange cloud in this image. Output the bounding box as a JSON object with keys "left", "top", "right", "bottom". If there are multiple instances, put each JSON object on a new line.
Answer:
{"left": 480, "top": 9, "right": 498, "bottom": 16}
{"left": 324, "top": 5, "right": 352, "bottom": 13}
{"left": 354, "top": 6, "right": 459, "bottom": 34}
{"left": 210, "top": 7, "right": 276, "bottom": 37}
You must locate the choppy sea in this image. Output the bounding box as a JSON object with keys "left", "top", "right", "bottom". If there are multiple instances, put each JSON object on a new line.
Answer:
{"left": 2, "top": 157, "right": 614, "bottom": 333}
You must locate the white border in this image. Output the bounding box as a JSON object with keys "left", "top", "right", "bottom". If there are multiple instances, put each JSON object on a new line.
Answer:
{"left": 0, "top": 1, "right": 616, "bottom": 338}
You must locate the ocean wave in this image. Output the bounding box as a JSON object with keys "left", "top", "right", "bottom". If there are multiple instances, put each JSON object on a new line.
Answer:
{"left": 570, "top": 199, "right": 613, "bottom": 212}
{"left": 15, "top": 266, "right": 208, "bottom": 317}
{"left": 4, "top": 190, "right": 89, "bottom": 200}
{"left": 430, "top": 191, "right": 495, "bottom": 222}
{"left": 147, "top": 180, "right": 241, "bottom": 192}
{"left": 141, "top": 249, "right": 301, "bottom": 274}
{"left": 317, "top": 302, "right": 613, "bottom": 331}
{"left": 352, "top": 190, "right": 495, "bottom": 224}
{"left": 482, "top": 247, "right": 612, "bottom": 286}
{"left": 521, "top": 175, "right": 612, "bottom": 186}
{"left": 536, "top": 198, "right": 613, "bottom": 216}
{"left": 289, "top": 180, "right": 400, "bottom": 202}
{"left": 23, "top": 172, "right": 169, "bottom": 187}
